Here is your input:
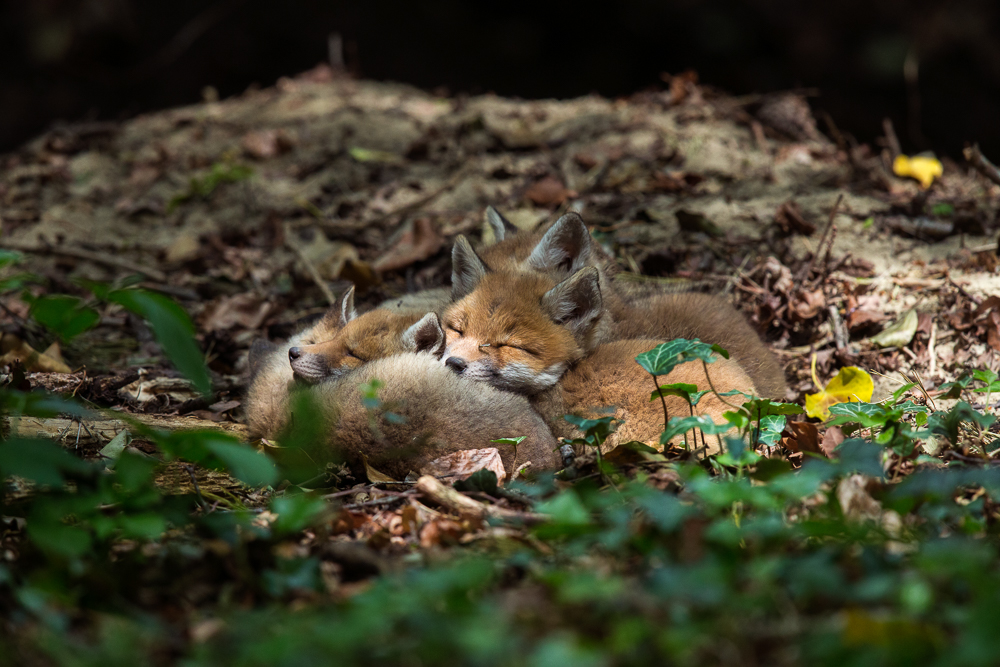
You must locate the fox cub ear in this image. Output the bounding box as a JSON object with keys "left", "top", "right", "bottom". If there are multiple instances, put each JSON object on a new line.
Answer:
{"left": 451, "top": 235, "right": 489, "bottom": 300}
{"left": 402, "top": 312, "right": 446, "bottom": 356}
{"left": 541, "top": 267, "right": 603, "bottom": 340}
{"left": 247, "top": 338, "right": 279, "bottom": 381}
{"left": 339, "top": 285, "right": 357, "bottom": 326}
{"left": 484, "top": 206, "right": 519, "bottom": 244}
{"left": 318, "top": 284, "right": 357, "bottom": 329}
{"left": 526, "top": 212, "right": 592, "bottom": 274}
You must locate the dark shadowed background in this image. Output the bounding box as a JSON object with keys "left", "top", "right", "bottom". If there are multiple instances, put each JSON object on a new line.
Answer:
{"left": 3, "top": 0, "right": 999, "bottom": 158}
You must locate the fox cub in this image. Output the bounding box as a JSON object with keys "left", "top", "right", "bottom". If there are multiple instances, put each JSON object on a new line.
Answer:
{"left": 451, "top": 206, "right": 787, "bottom": 398}
{"left": 245, "top": 296, "right": 559, "bottom": 478}
{"left": 441, "top": 265, "right": 757, "bottom": 449}
{"left": 288, "top": 286, "right": 444, "bottom": 383}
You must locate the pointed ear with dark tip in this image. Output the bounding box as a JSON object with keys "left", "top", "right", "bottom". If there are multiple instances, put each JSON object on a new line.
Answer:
{"left": 484, "top": 206, "right": 519, "bottom": 243}
{"left": 338, "top": 285, "right": 357, "bottom": 326}
{"left": 248, "top": 338, "right": 279, "bottom": 381}
{"left": 451, "top": 235, "right": 489, "bottom": 300}
{"left": 526, "top": 212, "right": 592, "bottom": 274}
{"left": 402, "top": 312, "right": 447, "bottom": 356}
{"left": 541, "top": 267, "right": 603, "bottom": 340}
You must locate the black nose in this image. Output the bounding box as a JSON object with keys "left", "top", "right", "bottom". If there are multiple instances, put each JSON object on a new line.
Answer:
{"left": 288, "top": 346, "right": 302, "bottom": 361}
{"left": 445, "top": 356, "right": 467, "bottom": 373}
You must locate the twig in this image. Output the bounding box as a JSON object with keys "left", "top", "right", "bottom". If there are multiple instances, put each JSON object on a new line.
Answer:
{"left": 882, "top": 118, "right": 902, "bottom": 159}
{"left": 343, "top": 496, "right": 407, "bottom": 510}
{"left": 415, "top": 475, "right": 546, "bottom": 524}
{"left": 795, "top": 194, "right": 842, "bottom": 284}
{"left": 927, "top": 320, "right": 937, "bottom": 380}
{"left": 0, "top": 239, "right": 168, "bottom": 282}
{"left": 350, "top": 165, "right": 472, "bottom": 229}
{"left": 283, "top": 222, "right": 337, "bottom": 306}
{"left": 182, "top": 464, "right": 209, "bottom": 511}
{"left": 963, "top": 143, "right": 1000, "bottom": 187}
{"left": 828, "top": 304, "right": 847, "bottom": 350}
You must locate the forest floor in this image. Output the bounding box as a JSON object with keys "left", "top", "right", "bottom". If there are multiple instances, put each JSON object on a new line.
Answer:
{"left": 2, "top": 64, "right": 1000, "bottom": 665}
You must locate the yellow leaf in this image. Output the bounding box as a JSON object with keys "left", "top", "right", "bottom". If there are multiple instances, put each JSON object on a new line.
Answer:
{"left": 804, "top": 364, "right": 875, "bottom": 420}
{"left": 892, "top": 154, "right": 943, "bottom": 189}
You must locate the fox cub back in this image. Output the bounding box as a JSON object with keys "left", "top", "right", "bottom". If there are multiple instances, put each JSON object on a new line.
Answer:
{"left": 288, "top": 286, "right": 445, "bottom": 383}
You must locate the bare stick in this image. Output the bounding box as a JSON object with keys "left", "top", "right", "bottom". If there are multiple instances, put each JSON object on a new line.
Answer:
{"left": 283, "top": 223, "right": 337, "bottom": 307}
{"left": 963, "top": 143, "right": 1000, "bottom": 188}
{"left": 0, "top": 239, "right": 168, "bottom": 282}
{"left": 882, "top": 118, "right": 902, "bottom": 158}
{"left": 828, "top": 304, "right": 847, "bottom": 350}
{"left": 928, "top": 320, "right": 938, "bottom": 380}
{"left": 795, "top": 194, "right": 842, "bottom": 283}
{"left": 415, "top": 475, "right": 546, "bottom": 524}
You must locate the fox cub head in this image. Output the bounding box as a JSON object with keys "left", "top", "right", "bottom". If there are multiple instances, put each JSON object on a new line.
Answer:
{"left": 456, "top": 208, "right": 596, "bottom": 299}
{"left": 443, "top": 241, "right": 605, "bottom": 395}
{"left": 288, "top": 286, "right": 446, "bottom": 383}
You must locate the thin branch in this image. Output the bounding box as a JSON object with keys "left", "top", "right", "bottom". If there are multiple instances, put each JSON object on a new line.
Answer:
{"left": 0, "top": 239, "right": 168, "bottom": 282}
{"left": 963, "top": 143, "right": 1000, "bottom": 188}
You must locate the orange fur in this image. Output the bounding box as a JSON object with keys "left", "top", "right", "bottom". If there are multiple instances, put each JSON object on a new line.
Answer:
{"left": 559, "top": 339, "right": 757, "bottom": 454}
{"left": 289, "top": 310, "right": 423, "bottom": 382}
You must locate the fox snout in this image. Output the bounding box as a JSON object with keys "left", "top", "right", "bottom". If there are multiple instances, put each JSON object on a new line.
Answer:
{"left": 289, "top": 347, "right": 334, "bottom": 384}
{"left": 445, "top": 356, "right": 467, "bottom": 373}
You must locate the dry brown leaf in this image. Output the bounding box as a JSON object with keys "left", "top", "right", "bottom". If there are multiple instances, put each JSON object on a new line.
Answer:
{"left": 199, "top": 293, "right": 275, "bottom": 332}
{"left": 361, "top": 453, "right": 398, "bottom": 484}
{"left": 0, "top": 334, "right": 72, "bottom": 373}
{"left": 821, "top": 426, "right": 845, "bottom": 458}
{"left": 836, "top": 474, "right": 882, "bottom": 522}
{"left": 525, "top": 175, "right": 573, "bottom": 207}
{"left": 774, "top": 201, "right": 816, "bottom": 235}
{"left": 791, "top": 290, "right": 826, "bottom": 320}
{"left": 847, "top": 309, "right": 885, "bottom": 332}
{"left": 242, "top": 129, "right": 292, "bottom": 159}
{"left": 419, "top": 448, "right": 506, "bottom": 485}
{"left": 372, "top": 217, "right": 443, "bottom": 274}
{"left": 780, "top": 421, "right": 822, "bottom": 455}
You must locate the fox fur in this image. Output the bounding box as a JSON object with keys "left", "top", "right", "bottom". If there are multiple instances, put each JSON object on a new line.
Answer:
{"left": 558, "top": 339, "right": 757, "bottom": 453}
{"left": 450, "top": 206, "right": 788, "bottom": 398}
{"left": 246, "top": 344, "right": 560, "bottom": 479}
{"left": 288, "top": 286, "right": 445, "bottom": 383}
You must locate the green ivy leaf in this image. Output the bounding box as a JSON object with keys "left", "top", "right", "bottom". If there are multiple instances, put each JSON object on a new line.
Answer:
{"left": 660, "top": 415, "right": 730, "bottom": 444}
{"left": 634, "top": 338, "right": 723, "bottom": 376}
{"left": 270, "top": 494, "right": 329, "bottom": 536}
{"left": 0, "top": 438, "right": 93, "bottom": 485}
{"left": 757, "top": 414, "right": 787, "bottom": 446}
{"left": 827, "top": 401, "right": 890, "bottom": 428}
{"left": 649, "top": 382, "right": 698, "bottom": 403}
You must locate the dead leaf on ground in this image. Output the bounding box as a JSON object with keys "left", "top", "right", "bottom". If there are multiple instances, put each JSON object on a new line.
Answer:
{"left": 836, "top": 474, "right": 883, "bottom": 522}
{"left": 781, "top": 421, "right": 822, "bottom": 455}
{"left": 419, "top": 448, "right": 506, "bottom": 485}
{"left": 119, "top": 376, "right": 199, "bottom": 405}
{"left": 775, "top": 201, "right": 816, "bottom": 235}
{"left": 525, "top": 175, "right": 573, "bottom": 207}
{"left": 0, "top": 334, "right": 72, "bottom": 373}
{"left": 372, "top": 217, "right": 443, "bottom": 274}
{"left": 242, "top": 129, "right": 293, "bottom": 159}
{"left": 821, "top": 426, "right": 845, "bottom": 458}
{"left": 419, "top": 518, "right": 467, "bottom": 548}
{"left": 199, "top": 292, "right": 276, "bottom": 332}
{"left": 791, "top": 289, "right": 826, "bottom": 320}
{"left": 847, "top": 309, "right": 885, "bottom": 332}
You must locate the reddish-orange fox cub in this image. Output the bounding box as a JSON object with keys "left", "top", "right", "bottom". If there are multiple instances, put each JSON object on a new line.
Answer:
{"left": 287, "top": 286, "right": 445, "bottom": 383}
{"left": 441, "top": 267, "right": 757, "bottom": 451}
{"left": 450, "top": 206, "right": 787, "bottom": 398}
